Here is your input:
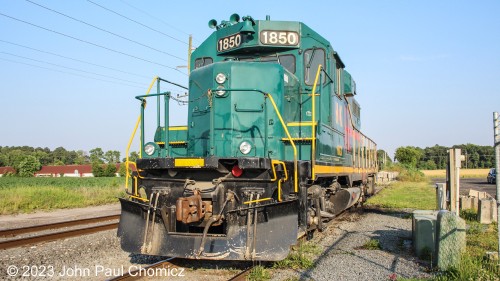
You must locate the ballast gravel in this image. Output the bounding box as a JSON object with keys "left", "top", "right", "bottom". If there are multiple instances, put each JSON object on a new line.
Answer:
{"left": 1, "top": 207, "right": 432, "bottom": 280}
{"left": 272, "top": 209, "right": 433, "bottom": 281}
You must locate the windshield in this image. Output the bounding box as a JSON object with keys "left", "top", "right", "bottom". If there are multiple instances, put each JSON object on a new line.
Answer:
{"left": 237, "top": 54, "right": 296, "bottom": 73}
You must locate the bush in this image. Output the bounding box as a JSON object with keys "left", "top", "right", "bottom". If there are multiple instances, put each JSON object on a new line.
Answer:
{"left": 17, "top": 155, "right": 41, "bottom": 177}
{"left": 384, "top": 163, "right": 427, "bottom": 182}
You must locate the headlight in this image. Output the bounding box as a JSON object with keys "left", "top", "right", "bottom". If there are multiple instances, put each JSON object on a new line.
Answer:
{"left": 144, "top": 143, "right": 156, "bottom": 156}
{"left": 216, "top": 85, "right": 226, "bottom": 96}
{"left": 239, "top": 141, "right": 252, "bottom": 155}
{"left": 215, "top": 73, "right": 227, "bottom": 84}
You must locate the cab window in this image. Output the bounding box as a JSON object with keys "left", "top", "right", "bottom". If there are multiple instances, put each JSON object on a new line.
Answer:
{"left": 194, "top": 57, "right": 213, "bottom": 69}
{"left": 261, "top": 54, "right": 296, "bottom": 73}
{"left": 304, "top": 48, "right": 325, "bottom": 85}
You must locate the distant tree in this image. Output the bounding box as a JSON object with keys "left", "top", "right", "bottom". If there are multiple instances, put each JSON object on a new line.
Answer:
{"left": 104, "top": 150, "right": 121, "bottom": 164}
{"left": 119, "top": 163, "right": 127, "bottom": 177}
{"left": 377, "top": 149, "right": 393, "bottom": 170}
{"left": 129, "top": 151, "right": 139, "bottom": 162}
{"left": 104, "top": 163, "right": 117, "bottom": 177}
{"left": 90, "top": 148, "right": 105, "bottom": 164}
{"left": 33, "top": 150, "right": 51, "bottom": 166}
{"left": 91, "top": 161, "right": 105, "bottom": 177}
{"left": 74, "top": 150, "right": 89, "bottom": 165}
{"left": 0, "top": 153, "right": 7, "bottom": 166}
{"left": 394, "top": 146, "right": 423, "bottom": 168}
{"left": 53, "top": 160, "right": 65, "bottom": 166}
{"left": 52, "top": 146, "right": 68, "bottom": 164}
{"left": 113, "top": 151, "right": 121, "bottom": 163}
{"left": 7, "top": 149, "right": 26, "bottom": 169}
{"left": 17, "top": 155, "right": 41, "bottom": 177}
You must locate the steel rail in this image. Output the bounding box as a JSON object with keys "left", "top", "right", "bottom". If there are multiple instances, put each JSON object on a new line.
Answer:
{"left": 106, "top": 257, "right": 177, "bottom": 281}
{"left": 0, "top": 222, "right": 118, "bottom": 250}
{"left": 228, "top": 266, "right": 254, "bottom": 281}
{"left": 0, "top": 214, "right": 120, "bottom": 237}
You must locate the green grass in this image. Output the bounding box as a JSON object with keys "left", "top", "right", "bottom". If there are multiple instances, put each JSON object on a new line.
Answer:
{"left": 247, "top": 265, "right": 271, "bottom": 281}
{"left": 273, "top": 241, "right": 322, "bottom": 270}
{"left": 359, "top": 239, "right": 382, "bottom": 250}
{"left": 0, "top": 177, "right": 125, "bottom": 214}
{"left": 365, "top": 181, "right": 436, "bottom": 210}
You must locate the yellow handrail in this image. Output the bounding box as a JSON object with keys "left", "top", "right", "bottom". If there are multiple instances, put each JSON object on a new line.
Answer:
{"left": 243, "top": 197, "right": 272, "bottom": 205}
{"left": 270, "top": 160, "right": 289, "bottom": 182}
{"left": 311, "top": 64, "right": 323, "bottom": 180}
{"left": 125, "top": 76, "right": 158, "bottom": 195}
{"left": 266, "top": 94, "right": 298, "bottom": 193}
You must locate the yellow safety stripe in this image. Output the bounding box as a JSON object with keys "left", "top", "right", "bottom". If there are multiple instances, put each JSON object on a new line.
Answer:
{"left": 314, "top": 165, "right": 377, "bottom": 175}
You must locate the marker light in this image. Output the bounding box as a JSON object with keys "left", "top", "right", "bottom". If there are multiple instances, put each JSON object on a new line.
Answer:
{"left": 216, "top": 85, "right": 226, "bottom": 96}
{"left": 215, "top": 73, "right": 227, "bottom": 84}
{"left": 239, "top": 141, "right": 252, "bottom": 155}
{"left": 231, "top": 165, "right": 243, "bottom": 177}
{"left": 144, "top": 143, "right": 156, "bottom": 156}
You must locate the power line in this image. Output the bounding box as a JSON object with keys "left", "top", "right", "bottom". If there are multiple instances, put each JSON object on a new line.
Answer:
{"left": 0, "top": 57, "right": 144, "bottom": 89}
{"left": 118, "top": 0, "right": 198, "bottom": 46}
{"left": 24, "top": 0, "right": 185, "bottom": 61}
{"left": 0, "top": 39, "right": 151, "bottom": 79}
{"left": 85, "top": 0, "right": 189, "bottom": 46}
{"left": 0, "top": 12, "right": 187, "bottom": 76}
{"left": 0, "top": 51, "right": 145, "bottom": 86}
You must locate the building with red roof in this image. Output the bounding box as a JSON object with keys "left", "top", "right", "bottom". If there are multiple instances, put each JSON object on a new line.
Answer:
{"left": 0, "top": 166, "right": 16, "bottom": 177}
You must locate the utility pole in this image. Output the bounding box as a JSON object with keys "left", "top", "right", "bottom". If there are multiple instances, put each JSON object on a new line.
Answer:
{"left": 493, "top": 112, "right": 500, "bottom": 259}
{"left": 187, "top": 34, "right": 192, "bottom": 74}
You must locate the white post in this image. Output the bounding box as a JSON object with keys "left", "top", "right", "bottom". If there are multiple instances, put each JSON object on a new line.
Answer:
{"left": 454, "top": 148, "right": 461, "bottom": 215}
{"left": 448, "top": 148, "right": 462, "bottom": 215}
{"left": 493, "top": 112, "right": 500, "bottom": 259}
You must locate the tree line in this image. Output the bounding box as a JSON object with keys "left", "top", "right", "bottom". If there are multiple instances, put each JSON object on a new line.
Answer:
{"left": 393, "top": 144, "right": 495, "bottom": 170}
{"left": 0, "top": 146, "right": 138, "bottom": 177}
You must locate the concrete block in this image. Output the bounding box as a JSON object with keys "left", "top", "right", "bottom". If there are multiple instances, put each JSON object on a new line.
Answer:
{"left": 436, "top": 210, "right": 466, "bottom": 270}
{"left": 469, "top": 189, "right": 488, "bottom": 200}
{"left": 412, "top": 210, "right": 438, "bottom": 260}
{"left": 478, "top": 198, "right": 498, "bottom": 224}
{"left": 459, "top": 196, "right": 478, "bottom": 212}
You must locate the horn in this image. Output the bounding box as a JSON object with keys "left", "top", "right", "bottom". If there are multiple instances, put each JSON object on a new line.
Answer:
{"left": 229, "top": 13, "right": 240, "bottom": 24}
{"left": 240, "top": 19, "right": 255, "bottom": 34}
{"left": 208, "top": 19, "right": 218, "bottom": 29}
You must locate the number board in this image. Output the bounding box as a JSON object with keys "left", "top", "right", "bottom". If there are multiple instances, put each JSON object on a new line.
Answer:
{"left": 260, "top": 30, "right": 300, "bottom": 46}
{"left": 217, "top": 33, "right": 242, "bottom": 52}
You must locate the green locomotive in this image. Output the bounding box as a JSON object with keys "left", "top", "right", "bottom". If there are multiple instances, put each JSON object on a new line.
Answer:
{"left": 118, "top": 14, "right": 377, "bottom": 261}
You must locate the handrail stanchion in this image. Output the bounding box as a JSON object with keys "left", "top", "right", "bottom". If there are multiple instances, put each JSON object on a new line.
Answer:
{"left": 311, "top": 65, "right": 323, "bottom": 180}
{"left": 125, "top": 76, "right": 158, "bottom": 195}
{"left": 164, "top": 91, "right": 170, "bottom": 157}
{"left": 266, "top": 94, "right": 298, "bottom": 193}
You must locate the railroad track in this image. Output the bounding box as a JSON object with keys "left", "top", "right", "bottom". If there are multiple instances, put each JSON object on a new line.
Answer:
{"left": 107, "top": 257, "right": 178, "bottom": 281}
{"left": 228, "top": 265, "right": 254, "bottom": 281}
{"left": 0, "top": 214, "right": 120, "bottom": 250}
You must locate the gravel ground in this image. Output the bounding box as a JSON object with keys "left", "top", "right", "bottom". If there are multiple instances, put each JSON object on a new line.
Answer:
{"left": 0, "top": 201, "right": 432, "bottom": 281}
{"left": 0, "top": 228, "right": 238, "bottom": 280}
{"left": 272, "top": 209, "right": 433, "bottom": 281}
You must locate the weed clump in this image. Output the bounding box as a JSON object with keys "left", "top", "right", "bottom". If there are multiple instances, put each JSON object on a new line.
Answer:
{"left": 273, "top": 242, "right": 321, "bottom": 270}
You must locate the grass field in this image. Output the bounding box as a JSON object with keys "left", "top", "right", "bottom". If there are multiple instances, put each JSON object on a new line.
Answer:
{"left": 366, "top": 181, "right": 436, "bottom": 210}
{"left": 421, "top": 168, "right": 490, "bottom": 179}
{"left": 366, "top": 181, "right": 498, "bottom": 280}
{"left": 0, "top": 177, "right": 125, "bottom": 215}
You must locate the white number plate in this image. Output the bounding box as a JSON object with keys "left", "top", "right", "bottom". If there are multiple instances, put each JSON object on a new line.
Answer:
{"left": 217, "top": 33, "right": 242, "bottom": 52}
{"left": 260, "top": 30, "right": 300, "bottom": 46}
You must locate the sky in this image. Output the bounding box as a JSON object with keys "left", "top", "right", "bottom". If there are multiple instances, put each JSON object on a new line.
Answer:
{"left": 0, "top": 0, "right": 499, "bottom": 159}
